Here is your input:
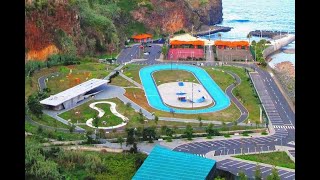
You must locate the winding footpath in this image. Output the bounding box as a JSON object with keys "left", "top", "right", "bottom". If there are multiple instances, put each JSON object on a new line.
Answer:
{"left": 85, "top": 101, "right": 128, "bottom": 130}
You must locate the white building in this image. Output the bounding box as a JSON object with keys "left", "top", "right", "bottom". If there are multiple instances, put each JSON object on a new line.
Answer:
{"left": 40, "top": 78, "right": 108, "bottom": 110}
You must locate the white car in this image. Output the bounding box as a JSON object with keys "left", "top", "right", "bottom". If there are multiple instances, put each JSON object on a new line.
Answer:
{"left": 144, "top": 52, "right": 150, "bottom": 55}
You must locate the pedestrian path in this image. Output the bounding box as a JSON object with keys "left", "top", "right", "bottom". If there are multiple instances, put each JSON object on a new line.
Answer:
{"left": 119, "top": 73, "right": 143, "bottom": 88}
{"left": 273, "top": 125, "right": 295, "bottom": 129}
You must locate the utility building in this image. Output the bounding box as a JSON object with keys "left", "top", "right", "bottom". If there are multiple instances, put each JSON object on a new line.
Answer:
{"left": 40, "top": 78, "right": 108, "bottom": 110}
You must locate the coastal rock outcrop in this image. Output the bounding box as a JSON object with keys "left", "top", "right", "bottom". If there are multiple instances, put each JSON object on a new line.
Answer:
{"left": 25, "top": 0, "right": 223, "bottom": 61}
{"left": 131, "top": 0, "right": 223, "bottom": 34}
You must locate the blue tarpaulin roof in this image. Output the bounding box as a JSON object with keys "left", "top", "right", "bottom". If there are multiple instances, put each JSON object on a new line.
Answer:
{"left": 132, "top": 145, "right": 216, "bottom": 180}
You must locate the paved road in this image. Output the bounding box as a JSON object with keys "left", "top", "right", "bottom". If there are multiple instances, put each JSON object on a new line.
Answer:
{"left": 224, "top": 71, "right": 248, "bottom": 124}
{"left": 116, "top": 44, "right": 162, "bottom": 64}
{"left": 38, "top": 72, "right": 60, "bottom": 91}
{"left": 217, "top": 158, "right": 295, "bottom": 179}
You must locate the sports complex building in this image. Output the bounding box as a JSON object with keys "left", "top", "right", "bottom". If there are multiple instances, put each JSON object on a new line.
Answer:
{"left": 132, "top": 145, "right": 217, "bottom": 180}
{"left": 40, "top": 78, "right": 108, "bottom": 110}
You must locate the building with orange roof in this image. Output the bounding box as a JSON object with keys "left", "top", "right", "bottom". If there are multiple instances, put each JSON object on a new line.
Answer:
{"left": 168, "top": 34, "right": 207, "bottom": 60}
{"left": 214, "top": 40, "right": 249, "bottom": 50}
{"left": 131, "top": 33, "right": 153, "bottom": 42}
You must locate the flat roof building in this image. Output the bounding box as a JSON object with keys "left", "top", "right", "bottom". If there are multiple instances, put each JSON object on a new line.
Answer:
{"left": 40, "top": 78, "right": 108, "bottom": 110}
{"left": 132, "top": 145, "right": 217, "bottom": 180}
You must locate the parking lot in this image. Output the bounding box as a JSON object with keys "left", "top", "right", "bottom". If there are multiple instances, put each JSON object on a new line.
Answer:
{"left": 217, "top": 159, "right": 295, "bottom": 179}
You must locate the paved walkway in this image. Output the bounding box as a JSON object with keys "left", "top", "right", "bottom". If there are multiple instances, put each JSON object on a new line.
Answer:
{"left": 119, "top": 73, "right": 143, "bottom": 88}
{"left": 85, "top": 101, "right": 128, "bottom": 130}
{"left": 38, "top": 72, "right": 60, "bottom": 91}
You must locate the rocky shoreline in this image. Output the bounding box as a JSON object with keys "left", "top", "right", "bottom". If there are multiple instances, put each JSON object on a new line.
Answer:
{"left": 194, "top": 25, "right": 232, "bottom": 36}
{"left": 273, "top": 61, "right": 295, "bottom": 105}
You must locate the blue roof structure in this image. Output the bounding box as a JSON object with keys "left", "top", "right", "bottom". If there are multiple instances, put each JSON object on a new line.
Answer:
{"left": 132, "top": 145, "right": 216, "bottom": 180}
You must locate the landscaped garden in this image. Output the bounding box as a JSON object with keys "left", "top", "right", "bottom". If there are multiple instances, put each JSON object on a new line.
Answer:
{"left": 59, "top": 100, "right": 123, "bottom": 127}
{"left": 234, "top": 151, "right": 295, "bottom": 169}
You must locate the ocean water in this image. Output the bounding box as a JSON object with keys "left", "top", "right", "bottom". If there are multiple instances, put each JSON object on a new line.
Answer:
{"left": 200, "top": 0, "right": 295, "bottom": 66}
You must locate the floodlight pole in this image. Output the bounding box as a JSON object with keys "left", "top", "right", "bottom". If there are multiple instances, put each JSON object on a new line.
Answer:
{"left": 192, "top": 82, "right": 194, "bottom": 109}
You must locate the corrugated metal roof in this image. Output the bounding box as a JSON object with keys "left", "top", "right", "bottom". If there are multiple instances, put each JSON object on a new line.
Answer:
{"left": 40, "top": 78, "right": 108, "bottom": 106}
{"left": 132, "top": 145, "right": 216, "bottom": 180}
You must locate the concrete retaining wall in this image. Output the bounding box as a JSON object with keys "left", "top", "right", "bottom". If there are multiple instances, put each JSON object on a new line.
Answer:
{"left": 263, "top": 35, "right": 295, "bottom": 59}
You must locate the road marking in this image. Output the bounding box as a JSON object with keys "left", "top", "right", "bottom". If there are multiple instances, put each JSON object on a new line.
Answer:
{"left": 229, "top": 161, "right": 244, "bottom": 167}
{"left": 191, "top": 143, "right": 206, "bottom": 148}
{"left": 284, "top": 173, "right": 295, "bottom": 178}
{"left": 244, "top": 165, "right": 256, "bottom": 170}
{"left": 186, "top": 144, "right": 198, "bottom": 149}
{"left": 221, "top": 160, "right": 236, "bottom": 166}
{"left": 225, "top": 140, "right": 239, "bottom": 145}
{"left": 261, "top": 168, "right": 272, "bottom": 174}
{"left": 218, "top": 165, "right": 228, "bottom": 169}
{"left": 237, "top": 163, "right": 252, "bottom": 169}
{"left": 279, "top": 171, "right": 291, "bottom": 176}
{"left": 196, "top": 142, "right": 211, "bottom": 148}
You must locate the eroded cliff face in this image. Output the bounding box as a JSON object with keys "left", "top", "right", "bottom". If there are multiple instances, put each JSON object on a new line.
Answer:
{"left": 25, "top": 0, "right": 222, "bottom": 61}
{"left": 131, "top": 0, "right": 222, "bottom": 34}
{"left": 25, "top": 1, "right": 81, "bottom": 61}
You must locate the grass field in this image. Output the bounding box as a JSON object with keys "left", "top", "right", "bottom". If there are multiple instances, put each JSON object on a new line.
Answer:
{"left": 122, "top": 64, "right": 146, "bottom": 84}
{"left": 25, "top": 62, "right": 117, "bottom": 101}
{"left": 29, "top": 113, "right": 70, "bottom": 129}
{"left": 109, "top": 75, "right": 135, "bottom": 87}
{"left": 208, "top": 66, "right": 260, "bottom": 122}
{"left": 59, "top": 100, "right": 123, "bottom": 127}
{"left": 25, "top": 121, "right": 86, "bottom": 141}
{"left": 235, "top": 151, "right": 295, "bottom": 169}
{"left": 153, "top": 70, "right": 197, "bottom": 85}
{"left": 46, "top": 63, "right": 114, "bottom": 94}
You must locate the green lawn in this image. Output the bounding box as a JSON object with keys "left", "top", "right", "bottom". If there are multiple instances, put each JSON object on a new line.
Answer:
{"left": 122, "top": 64, "right": 146, "bottom": 84}
{"left": 25, "top": 121, "right": 86, "bottom": 141}
{"left": 46, "top": 63, "right": 113, "bottom": 94}
{"left": 153, "top": 70, "right": 197, "bottom": 85}
{"left": 59, "top": 100, "right": 124, "bottom": 128}
{"left": 29, "top": 113, "right": 70, "bottom": 129}
{"left": 25, "top": 62, "right": 116, "bottom": 101}
{"left": 235, "top": 151, "right": 295, "bottom": 169}
{"left": 206, "top": 66, "right": 260, "bottom": 122}
{"left": 109, "top": 75, "right": 135, "bottom": 87}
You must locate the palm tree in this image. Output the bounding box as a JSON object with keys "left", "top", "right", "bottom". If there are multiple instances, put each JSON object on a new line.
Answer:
{"left": 218, "top": 33, "right": 222, "bottom": 40}
{"left": 247, "top": 33, "right": 252, "bottom": 44}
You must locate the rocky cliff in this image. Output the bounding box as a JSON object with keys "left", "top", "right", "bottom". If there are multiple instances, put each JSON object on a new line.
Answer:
{"left": 131, "top": 0, "right": 222, "bottom": 34}
{"left": 25, "top": 0, "right": 222, "bottom": 61}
